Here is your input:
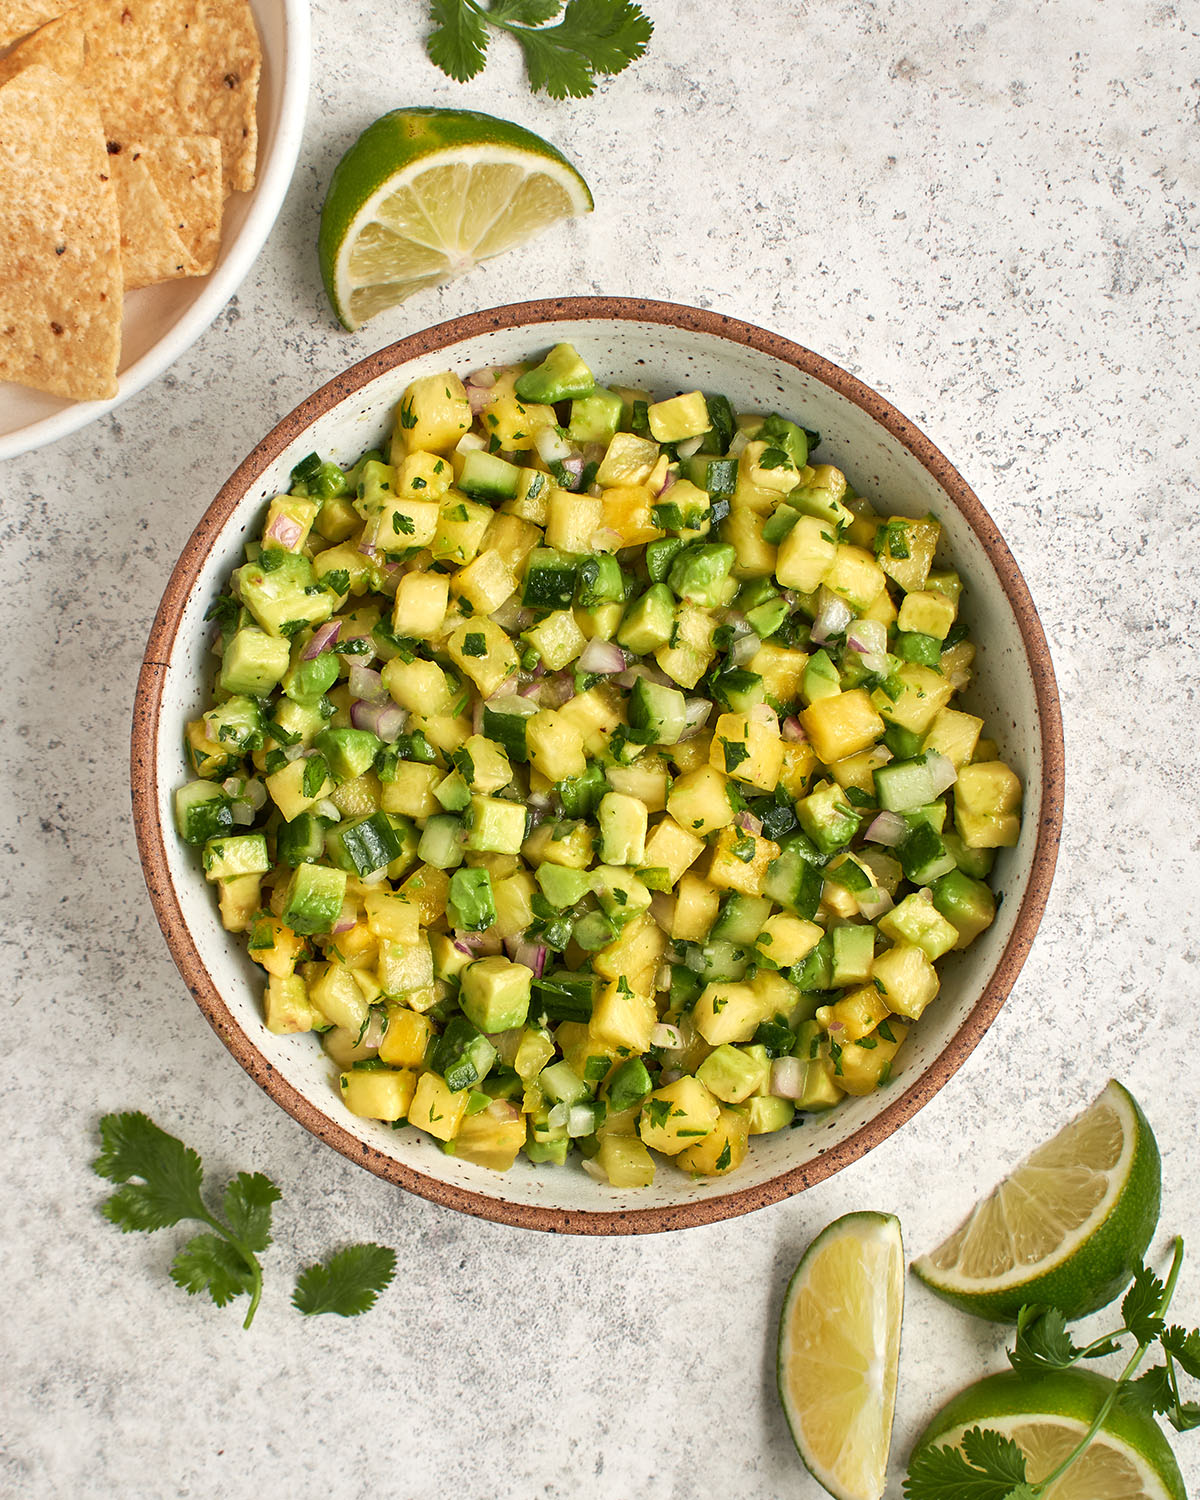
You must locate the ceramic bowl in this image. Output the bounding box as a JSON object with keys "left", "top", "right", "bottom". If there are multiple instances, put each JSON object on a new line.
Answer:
{"left": 0, "top": 0, "right": 310, "bottom": 462}
{"left": 132, "top": 297, "right": 1064, "bottom": 1234}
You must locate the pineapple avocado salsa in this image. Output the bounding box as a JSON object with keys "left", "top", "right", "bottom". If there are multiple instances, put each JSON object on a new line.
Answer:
{"left": 176, "top": 342, "right": 1023, "bottom": 1188}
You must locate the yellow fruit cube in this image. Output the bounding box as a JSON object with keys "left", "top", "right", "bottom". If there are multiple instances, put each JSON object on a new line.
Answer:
{"left": 642, "top": 816, "right": 705, "bottom": 885}
{"left": 590, "top": 981, "right": 657, "bottom": 1053}
{"left": 523, "top": 608, "right": 587, "bottom": 671}
{"left": 398, "top": 864, "right": 450, "bottom": 924}
{"left": 897, "top": 588, "right": 957, "bottom": 640}
{"left": 638, "top": 1075, "right": 720, "bottom": 1154}
{"left": 381, "top": 656, "right": 455, "bottom": 713}
{"left": 393, "top": 570, "right": 449, "bottom": 638}
{"left": 408, "top": 1071, "right": 469, "bottom": 1141}
{"left": 264, "top": 757, "right": 332, "bottom": 821}
{"left": 724, "top": 508, "right": 777, "bottom": 577}
{"left": 954, "top": 761, "right": 1022, "bottom": 848}
{"left": 775, "top": 514, "right": 837, "bottom": 593}
{"left": 749, "top": 643, "right": 809, "bottom": 705}
{"left": 647, "top": 390, "right": 710, "bottom": 443}
{"left": 596, "top": 431, "right": 660, "bottom": 487}
{"left": 878, "top": 516, "right": 940, "bottom": 593}
{"left": 526, "top": 709, "right": 587, "bottom": 782}
{"left": 667, "top": 763, "right": 736, "bottom": 836}
{"left": 871, "top": 663, "right": 955, "bottom": 735}
{"left": 693, "top": 981, "right": 766, "bottom": 1045}
{"left": 492, "top": 871, "right": 537, "bottom": 939}
{"left": 922, "top": 707, "right": 982, "bottom": 769}
{"left": 602, "top": 485, "right": 663, "bottom": 547}
{"left": 800, "top": 688, "right": 885, "bottom": 764}
{"left": 757, "top": 913, "right": 822, "bottom": 967}
{"left": 479, "top": 394, "right": 555, "bottom": 451}
{"left": 546, "top": 490, "right": 603, "bottom": 553}
{"left": 837, "top": 1021, "right": 907, "bottom": 1096}
{"left": 594, "top": 1134, "right": 656, "bottom": 1188}
{"left": 676, "top": 1105, "right": 749, "bottom": 1177}
{"left": 397, "top": 450, "right": 453, "bottom": 498}
{"left": 824, "top": 544, "right": 887, "bottom": 609}
{"left": 396, "top": 374, "right": 471, "bottom": 454}
{"left": 380, "top": 762, "right": 442, "bottom": 819}
{"left": 670, "top": 872, "right": 722, "bottom": 941}
{"left": 450, "top": 1100, "right": 527, "bottom": 1171}
{"left": 446, "top": 619, "right": 520, "bottom": 698}
{"left": 339, "top": 1067, "right": 417, "bottom": 1122}
{"left": 263, "top": 973, "right": 318, "bottom": 1034}
{"left": 707, "top": 825, "right": 781, "bottom": 897}
{"left": 872, "top": 944, "right": 940, "bottom": 1020}
{"left": 379, "top": 1008, "right": 433, "bottom": 1068}
{"left": 777, "top": 741, "right": 817, "bottom": 798}
{"left": 816, "top": 985, "right": 890, "bottom": 1043}
{"left": 453, "top": 551, "right": 517, "bottom": 614}
{"left": 592, "top": 912, "right": 666, "bottom": 993}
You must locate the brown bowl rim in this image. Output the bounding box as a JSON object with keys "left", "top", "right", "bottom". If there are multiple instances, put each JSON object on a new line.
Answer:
{"left": 131, "top": 295, "right": 1064, "bottom": 1236}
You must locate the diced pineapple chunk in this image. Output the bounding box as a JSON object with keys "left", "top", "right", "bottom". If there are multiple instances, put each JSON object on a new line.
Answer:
{"left": 922, "top": 707, "right": 982, "bottom": 770}
{"left": 676, "top": 1105, "right": 749, "bottom": 1176}
{"left": 526, "top": 709, "right": 587, "bottom": 782}
{"left": 523, "top": 608, "right": 587, "bottom": 671}
{"left": 898, "top": 589, "right": 957, "bottom": 640}
{"left": 594, "top": 1134, "right": 656, "bottom": 1187}
{"left": 654, "top": 605, "right": 716, "bottom": 689}
{"left": 872, "top": 943, "right": 940, "bottom": 1020}
{"left": 642, "top": 816, "right": 705, "bottom": 885}
{"left": 667, "top": 764, "right": 734, "bottom": 836}
{"left": 776, "top": 514, "right": 837, "bottom": 592}
{"left": 836, "top": 1021, "right": 907, "bottom": 1095}
{"left": 264, "top": 972, "right": 318, "bottom": 1034}
{"left": 380, "top": 762, "right": 442, "bottom": 819}
{"left": 379, "top": 1007, "right": 434, "bottom": 1067}
{"left": 749, "top": 643, "right": 809, "bottom": 706}
{"left": 397, "top": 374, "right": 472, "bottom": 453}
{"left": 647, "top": 391, "right": 710, "bottom": 443}
{"left": 709, "top": 710, "right": 784, "bottom": 790}
{"left": 878, "top": 516, "right": 940, "bottom": 593}
{"left": 823, "top": 544, "right": 887, "bottom": 610}
{"left": 871, "top": 663, "right": 955, "bottom": 735}
{"left": 546, "top": 490, "right": 603, "bottom": 553}
{"left": 954, "top": 761, "right": 1022, "bottom": 848}
{"left": 431, "top": 494, "right": 493, "bottom": 566}
{"left": 479, "top": 394, "right": 555, "bottom": 451}
{"left": 408, "top": 1071, "right": 469, "bottom": 1141}
{"left": 453, "top": 551, "right": 517, "bottom": 614}
{"left": 671, "top": 872, "right": 722, "bottom": 941}
{"left": 757, "top": 913, "right": 822, "bottom": 967}
{"left": 693, "top": 980, "right": 766, "bottom": 1045}
{"left": 596, "top": 431, "right": 660, "bottom": 487}
{"left": 591, "top": 981, "right": 657, "bottom": 1053}
{"left": 707, "top": 825, "right": 781, "bottom": 897}
{"left": 799, "top": 688, "right": 885, "bottom": 764}
{"left": 393, "top": 571, "right": 449, "bottom": 638}
{"left": 340, "top": 1067, "right": 417, "bottom": 1122}
{"left": 592, "top": 912, "right": 666, "bottom": 993}
{"left": 381, "top": 656, "right": 456, "bottom": 714}
{"left": 602, "top": 485, "right": 664, "bottom": 547}
{"left": 816, "top": 985, "right": 889, "bottom": 1043}
{"left": 450, "top": 1100, "right": 527, "bottom": 1171}
{"left": 638, "top": 1075, "right": 720, "bottom": 1154}
{"left": 446, "top": 619, "right": 520, "bottom": 698}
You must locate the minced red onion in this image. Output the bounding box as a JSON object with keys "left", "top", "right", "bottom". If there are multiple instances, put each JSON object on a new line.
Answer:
{"left": 351, "top": 700, "right": 407, "bottom": 741}
{"left": 357, "top": 534, "right": 378, "bottom": 558}
{"left": 466, "top": 365, "right": 497, "bottom": 390}
{"left": 229, "top": 801, "right": 254, "bottom": 826}
{"left": 810, "top": 586, "right": 854, "bottom": 644}
{"left": 857, "top": 886, "right": 895, "bottom": 920}
{"left": 735, "top": 810, "right": 763, "bottom": 836}
{"left": 567, "top": 1105, "right": 596, "bottom": 1138}
{"left": 782, "top": 716, "right": 807, "bottom": 743}
{"left": 542, "top": 673, "right": 575, "bottom": 708}
{"left": 846, "top": 618, "right": 888, "bottom": 674}
{"left": 518, "top": 679, "right": 545, "bottom": 703}
{"left": 675, "top": 435, "right": 704, "bottom": 459}
{"left": 865, "top": 810, "right": 908, "bottom": 846}
{"left": 534, "top": 427, "right": 572, "bottom": 466}
{"left": 455, "top": 929, "right": 502, "bottom": 957}
{"left": 770, "top": 1056, "right": 806, "bottom": 1099}
{"left": 283, "top": 742, "right": 305, "bottom": 762}
{"left": 359, "top": 866, "right": 390, "bottom": 886}
{"left": 727, "top": 430, "right": 750, "bottom": 458}
{"left": 332, "top": 899, "right": 356, "bottom": 934}
{"left": 589, "top": 526, "right": 623, "bottom": 551}
{"left": 466, "top": 384, "right": 491, "bottom": 415}
{"left": 303, "top": 620, "right": 340, "bottom": 659}
{"left": 578, "top": 637, "right": 625, "bottom": 675}
{"left": 659, "top": 1067, "right": 684, "bottom": 1086}
{"left": 265, "top": 513, "right": 303, "bottom": 550}
{"left": 472, "top": 698, "right": 484, "bottom": 735}
{"left": 314, "top": 798, "right": 341, "bottom": 822}
{"left": 948, "top": 667, "right": 971, "bottom": 691}
{"left": 348, "top": 663, "right": 387, "bottom": 703}
{"left": 926, "top": 750, "right": 958, "bottom": 796}
{"left": 678, "top": 698, "right": 712, "bottom": 739}
{"left": 581, "top": 1158, "right": 608, "bottom": 1184}
{"left": 730, "top": 632, "right": 760, "bottom": 666}
{"left": 547, "top": 1102, "right": 571, "bottom": 1129}
{"left": 651, "top": 1022, "right": 684, "bottom": 1050}
{"left": 749, "top": 702, "right": 778, "bottom": 729}
{"left": 512, "top": 942, "right": 548, "bottom": 977}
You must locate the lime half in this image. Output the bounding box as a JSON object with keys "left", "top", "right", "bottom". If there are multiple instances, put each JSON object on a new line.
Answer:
{"left": 911, "top": 1368, "right": 1186, "bottom": 1500}
{"left": 912, "top": 1080, "right": 1160, "bottom": 1322}
{"left": 777, "top": 1211, "right": 904, "bottom": 1500}
{"left": 319, "top": 108, "right": 593, "bottom": 331}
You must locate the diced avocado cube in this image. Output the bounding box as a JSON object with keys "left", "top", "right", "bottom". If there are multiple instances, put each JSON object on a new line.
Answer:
{"left": 617, "top": 583, "right": 675, "bottom": 654}
{"left": 628, "top": 677, "right": 688, "bottom": 746}
{"left": 597, "top": 791, "right": 648, "bottom": 865}
{"left": 448, "top": 866, "right": 496, "bottom": 932}
{"left": 203, "top": 696, "right": 264, "bottom": 754}
{"left": 568, "top": 387, "right": 623, "bottom": 443}
{"left": 575, "top": 553, "right": 625, "bottom": 607}
{"left": 802, "top": 649, "right": 841, "bottom": 703}
{"left": 281, "top": 863, "right": 347, "bottom": 935}
{"left": 879, "top": 890, "right": 959, "bottom": 959}
{"left": 515, "top": 342, "right": 595, "bottom": 403}
{"left": 465, "top": 795, "right": 527, "bottom": 854}
{"left": 797, "top": 781, "right": 861, "bottom": 854}
{"left": 435, "top": 769, "right": 472, "bottom": 812}
{"left": 556, "top": 763, "right": 607, "bottom": 817}
{"left": 314, "top": 727, "right": 382, "bottom": 782}
{"left": 606, "top": 1056, "right": 653, "bottom": 1113}
{"left": 745, "top": 1095, "right": 796, "bottom": 1134}
{"left": 646, "top": 537, "right": 686, "bottom": 582}
{"left": 830, "top": 924, "right": 876, "bottom": 985}
{"left": 930, "top": 869, "right": 996, "bottom": 949}
{"left": 667, "top": 542, "right": 737, "bottom": 608}
{"left": 325, "top": 811, "right": 403, "bottom": 876}
{"left": 431, "top": 1015, "right": 498, "bottom": 1093}
{"left": 282, "top": 649, "right": 339, "bottom": 704}
{"left": 571, "top": 910, "right": 618, "bottom": 951}
{"left": 746, "top": 596, "right": 790, "bottom": 638}
{"left": 590, "top": 865, "right": 652, "bottom": 923}
{"left": 203, "top": 832, "right": 269, "bottom": 882}
{"left": 536, "top": 863, "right": 593, "bottom": 910}
{"left": 234, "top": 552, "right": 334, "bottom": 639}
{"left": 942, "top": 831, "right": 995, "bottom": 880}
{"left": 895, "top": 631, "right": 942, "bottom": 667}
{"left": 175, "top": 782, "right": 234, "bottom": 845}
{"left": 460, "top": 956, "right": 533, "bottom": 1033}
{"left": 756, "top": 412, "right": 809, "bottom": 468}
{"left": 696, "top": 1044, "right": 768, "bottom": 1104}
{"left": 219, "top": 626, "right": 291, "bottom": 695}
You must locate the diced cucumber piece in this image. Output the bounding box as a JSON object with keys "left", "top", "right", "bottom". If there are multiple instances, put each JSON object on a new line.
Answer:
{"left": 417, "top": 813, "right": 466, "bottom": 870}
{"left": 481, "top": 696, "right": 538, "bottom": 763}
{"left": 203, "top": 832, "right": 270, "bottom": 881}
{"left": 539, "top": 1059, "right": 590, "bottom": 1106}
{"left": 898, "top": 821, "right": 957, "bottom": 884}
{"left": 532, "top": 972, "right": 597, "bottom": 1024}
{"left": 458, "top": 449, "right": 521, "bottom": 500}
{"left": 711, "top": 893, "right": 773, "bottom": 946}
{"left": 325, "top": 811, "right": 403, "bottom": 876}
{"left": 281, "top": 863, "right": 346, "bottom": 935}
{"left": 175, "top": 782, "right": 234, "bottom": 845}
{"left": 568, "top": 388, "right": 623, "bottom": 444}
{"left": 431, "top": 1016, "right": 497, "bottom": 1093}
{"left": 522, "top": 549, "right": 577, "bottom": 610}
{"left": 276, "top": 811, "right": 329, "bottom": 867}
{"left": 628, "top": 677, "right": 687, "bottom": 745}
{"left": 556, "top": 764, "right": 607, "bottom": 817}
{"left": 684, "top": 939, "right": 752, "bottom": 983}
{"left": 873, "top": 753, "right": 941, "bottom": 813}
{"left": 794, "top": 934, "right": 833, "bottom": 991}
{"left": 763, "top": 838, "right": 825, "bottom": 919}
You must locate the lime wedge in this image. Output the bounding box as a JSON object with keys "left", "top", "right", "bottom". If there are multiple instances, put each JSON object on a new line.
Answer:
{"left": 318, "top": 107, "right": 593, "bottom": 331}
{"left": 911, "top": 1368, "right": 1187, "bottom": 1500}
{"left": 777, "top": 1211, "right": 904, "bottom": 1500}
{"left": 912, "top": 1079, "right": 1160, "bottom": 1322}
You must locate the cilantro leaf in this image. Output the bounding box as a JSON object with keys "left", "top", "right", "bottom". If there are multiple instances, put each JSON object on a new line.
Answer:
{"left": 1126, "top": 1363, "right": 1176, "bottom": 1418}
{"left": 223, "top": 1172, "right": 281, "bottom": 1255}
{"left": 170, "top": 1233, "right": 257, "bottom": 1308}
{"left": 426, "top": 0, "right": 490, "bottom": 81}
{"left": 1123, "top": 1264, "right": 1167, "bottom": 1345}
{"left": 1008, "top": 1305, "right": 1086, "bottom": 1372}
{"left": 426, "top": 0, "right": 651, "bottom": 100}
{"left": 904, "top": 1427, "right": 1029, "bottom": 1500}
{"left": 292, "top": 1244, "right": 398, "bottom": 1317}
{"left": 94, "top": 1111, "right": 207, "bottom": 1231}
{"left": 1162, "top": 1325, "right": 1200, "bottom": 1379}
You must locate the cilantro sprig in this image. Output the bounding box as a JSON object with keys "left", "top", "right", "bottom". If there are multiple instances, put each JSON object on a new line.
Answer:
{"left": 904, "top": 1239, "right": 1198, "bottom": 1499}
{"left": 426, "top": 0, "right": 653, "bottom": 99}
{"left": 94, "top": 1112, "right": 395, "bottom": 1328}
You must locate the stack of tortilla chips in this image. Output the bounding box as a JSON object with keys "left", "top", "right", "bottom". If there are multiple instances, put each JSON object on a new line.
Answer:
{"left": 0, "top": 0, "right": 261, "bottom": 403}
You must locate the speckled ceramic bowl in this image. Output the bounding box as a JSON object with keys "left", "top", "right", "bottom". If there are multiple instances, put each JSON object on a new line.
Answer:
{"left": 132, "top": 297, "right": 1064, "bottom": 1234}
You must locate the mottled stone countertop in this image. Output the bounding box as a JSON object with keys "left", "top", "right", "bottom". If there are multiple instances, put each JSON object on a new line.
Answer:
{"left": 2, "top": 0, "right": 1198, "bottom": 1495}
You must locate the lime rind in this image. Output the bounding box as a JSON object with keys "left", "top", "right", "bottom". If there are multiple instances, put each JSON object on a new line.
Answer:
{"left": 318, "top": 108, "right": 593, "bottom": 331}
{"left": 913, "top": 1368, "right": 1187, "bottom": 1500}
{"left": 912, "top": 1080, "right": 1161, "bottom": 1322}
{"left": 777, "top": 1211, "right": 904, "bottom": 1500}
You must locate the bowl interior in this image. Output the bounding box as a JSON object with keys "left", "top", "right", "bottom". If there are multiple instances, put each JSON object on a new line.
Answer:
{"left": 139, "top": 304, "right": 1061, "bottom": 1232}
{"left": 0, "top": 0, "right": 307, "bottom": 461}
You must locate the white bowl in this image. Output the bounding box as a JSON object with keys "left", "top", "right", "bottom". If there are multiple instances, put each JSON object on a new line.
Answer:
{"left": 132, "top": 298, "right": 1064, "bottom": 1235}
{"left": 0, "top": 0, "right": 309, "bottom": 462}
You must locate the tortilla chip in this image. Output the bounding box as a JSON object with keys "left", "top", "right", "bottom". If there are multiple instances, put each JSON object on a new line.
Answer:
{"left": 108, "top": 144, "right": 200, "bottom": 288}
{"left": 0, "top": 65, "right": 121, "bottom": 400}
{"left": 67, "top": 0, "right": 260, "bottom": 195}
{"left": 0, "top": 10, "right": 85, "bottom": 86}
{"left": 134, "top": 133, "right": 223, "bottom": 273}
{"left": 0, "top": 0, "right": 75, "bottom": 48}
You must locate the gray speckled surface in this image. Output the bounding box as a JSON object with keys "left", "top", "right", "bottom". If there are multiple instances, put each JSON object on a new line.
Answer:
{"left": 2, "top": 1, "right": 1199, "bottom": 1495}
